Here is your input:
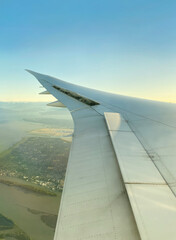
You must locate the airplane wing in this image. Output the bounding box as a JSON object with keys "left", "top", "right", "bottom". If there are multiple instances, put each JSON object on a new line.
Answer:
{"left": 27, "top": 70, "right": 176, "bottom": 240}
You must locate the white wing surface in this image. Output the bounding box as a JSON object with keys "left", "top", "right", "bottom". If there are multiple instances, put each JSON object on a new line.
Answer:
{"left": 27, "top": 70, "right": 176, "bottom": 240}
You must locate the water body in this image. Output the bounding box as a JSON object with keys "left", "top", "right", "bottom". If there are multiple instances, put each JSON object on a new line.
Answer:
{"left": 0, "top": 182, "right": 61, "bottom": 240}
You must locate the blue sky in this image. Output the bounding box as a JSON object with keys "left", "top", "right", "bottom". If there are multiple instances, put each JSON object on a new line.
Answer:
{"left": 1, "top": 0, "right": 176, "bottom": 102}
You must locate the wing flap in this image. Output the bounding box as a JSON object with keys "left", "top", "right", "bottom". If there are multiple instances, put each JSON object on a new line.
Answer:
{"left": 105, "top": 113, "right": 166, "bottom": 184}
{"left": 105, "top": 112, "right": 176, "bottom": 240}
{"left": 126, "top": 184, "right": 176, "bottom": 240}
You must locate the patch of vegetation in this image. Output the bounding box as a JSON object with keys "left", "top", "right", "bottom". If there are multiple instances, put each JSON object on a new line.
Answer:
{"left": 0, "top": 214, "right": 14, "bottom": 230}
{"left": 41, "top": 214, "right": 57, "bottom": 229}
{"left": 27, "top": 208, "right": 44, "bottom": 215}
{"left": 0, "top": 214, "right": 30, "bottom": 240}
{"left": 0, "top": 230, "right": 30, "bottom": 240}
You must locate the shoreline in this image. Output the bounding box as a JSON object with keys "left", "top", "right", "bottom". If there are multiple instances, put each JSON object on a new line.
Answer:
{"left": 0, "top": 177, "right": 57, "bottom": 197}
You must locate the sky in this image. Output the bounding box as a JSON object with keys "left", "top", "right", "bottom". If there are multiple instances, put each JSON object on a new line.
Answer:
{"left": 1, "top": 0, "right": 176, "bottom": 102}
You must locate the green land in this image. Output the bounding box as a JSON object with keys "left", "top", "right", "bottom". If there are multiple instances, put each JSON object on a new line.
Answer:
{"left": 0, "top": 136, "right": 71, "bottom": 192}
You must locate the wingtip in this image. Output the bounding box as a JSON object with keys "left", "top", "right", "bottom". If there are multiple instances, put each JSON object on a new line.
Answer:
{"left": 25, "top": 69, "right": 43, "bottom": 79}
{"left": 25, "top": 69, "right": 37, "bottom": 75}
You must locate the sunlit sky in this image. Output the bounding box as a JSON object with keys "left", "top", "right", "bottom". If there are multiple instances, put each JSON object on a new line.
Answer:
{"left": 1, "top": 0, "right": 176, "bottom": 102}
